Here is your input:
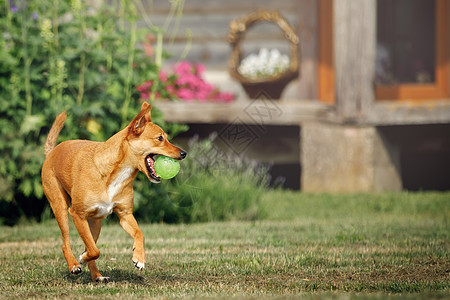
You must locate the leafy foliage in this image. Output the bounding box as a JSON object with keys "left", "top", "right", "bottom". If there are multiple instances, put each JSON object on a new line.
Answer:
{"left": 0, "top": 0, "right": 264, "bottom": 226}
{"left": 0, "top": 0, "right": 187, "bottom": 225}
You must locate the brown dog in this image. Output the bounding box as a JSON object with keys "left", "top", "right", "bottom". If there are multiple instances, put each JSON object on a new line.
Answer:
{"left": 41, "top": 102, "right": 186, "bottom": 282}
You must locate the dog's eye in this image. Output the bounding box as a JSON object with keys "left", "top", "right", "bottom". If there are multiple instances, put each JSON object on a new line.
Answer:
{"left": 157, "top": 136, "right": 164, "bottom": 142}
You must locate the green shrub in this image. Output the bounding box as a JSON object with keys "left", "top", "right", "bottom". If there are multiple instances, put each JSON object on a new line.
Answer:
{"left": 1, "top": 0, "right": 268, "bottom": 225}
{"left": 0, "top": 0, "right": 187, "bottom": 225}
{"left": 133, "top": 134, "right": 270, "bottom": 223}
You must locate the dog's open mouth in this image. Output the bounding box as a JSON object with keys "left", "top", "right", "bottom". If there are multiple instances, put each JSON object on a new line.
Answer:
{"left": 145, "top": 154, "right": 161, "bottom": 182}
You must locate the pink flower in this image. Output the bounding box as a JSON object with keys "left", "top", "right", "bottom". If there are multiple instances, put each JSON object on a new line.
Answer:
{"left": 140, "top": 91, "right": 150, "bottom": 100}
{"left": 137, "top": 60, "right": 235, "bottom": 103}
{"left": 137, "top": 81, "right": 152, "bottom": 92}
{"left": 159, "top": 71, "right": 168, "bottom": 82}
{"left": 195, "top": 89, "right": 210, "bottom": 101}
{"left": 165, "top": 84, "right": 176, "bottom": 96}
{"left": 180, "top": 74, "right": 201, "bottom": 87}
{"left": 195, "top": 63, "right": 206, "bottom": 75}
{"left": 200, "top": 82, "right": 214, "bottom": 94}
{"left": 220, "top": 92, "right": 235, "bottom": 102}
{"left": 177, "top": 88, "right": 195, "bottom": 99}
{"left": 174, "top": 61, "right": 193, "bottom": 76}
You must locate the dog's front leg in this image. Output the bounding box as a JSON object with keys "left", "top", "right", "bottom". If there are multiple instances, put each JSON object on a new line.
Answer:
{"left": 117, "top": 212, "right": 145, "bottom": 270}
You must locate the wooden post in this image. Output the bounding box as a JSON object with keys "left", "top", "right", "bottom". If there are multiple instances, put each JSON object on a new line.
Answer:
{"left": 333, "top": 0, "right": 376, "bottom": 122}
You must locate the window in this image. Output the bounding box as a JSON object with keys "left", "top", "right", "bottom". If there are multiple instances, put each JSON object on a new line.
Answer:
{"left": 376, "top": 0, "right": 449, "bottom": 100}
{"left": 377, "top": 0, "right": 435, "bottom": 85}
{"left": 318, "top": 0, "right": 449, "bottom": 103}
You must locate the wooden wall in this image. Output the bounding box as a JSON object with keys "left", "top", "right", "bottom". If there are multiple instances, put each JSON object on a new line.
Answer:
{"left": 141, "top": 0, "right": 318, "bottom": 99}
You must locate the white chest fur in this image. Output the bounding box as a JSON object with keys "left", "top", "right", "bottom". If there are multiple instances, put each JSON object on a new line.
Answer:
{"left": 107, "top": 167, "right": 133, "bottom": 202}
{"left": 92, "top": 167, "right": 133, "bottom": 218}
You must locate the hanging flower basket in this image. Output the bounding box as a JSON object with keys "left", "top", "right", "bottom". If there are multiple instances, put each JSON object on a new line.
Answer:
{"left": 228, "top": 10, "right": 300, "bottom": 100}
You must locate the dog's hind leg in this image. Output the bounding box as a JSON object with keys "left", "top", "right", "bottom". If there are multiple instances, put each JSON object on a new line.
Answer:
{"left": 69, "top": 208, "right": 101, "bottom": 266}
{"left": 86, "top": 218, "right": 109, "bottom": 283}
{"left": 42, "top": 176, "right": 82, "bottom": 275}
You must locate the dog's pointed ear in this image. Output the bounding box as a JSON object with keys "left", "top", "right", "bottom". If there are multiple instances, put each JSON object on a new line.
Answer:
{"left": 141, "top": 102, "right": 152, "bottom": 122}
{"left": 129, "top": 102, "right": 152, "bottom": 136}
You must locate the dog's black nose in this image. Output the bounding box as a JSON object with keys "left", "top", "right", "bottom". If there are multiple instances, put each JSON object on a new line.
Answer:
{"left": 180, "top": 150, "right": 187, "bottom": 159}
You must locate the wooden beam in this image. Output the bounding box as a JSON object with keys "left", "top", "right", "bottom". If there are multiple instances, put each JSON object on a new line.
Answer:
{"left": 365, "top": 100, "right": 450, "bottom": 126}
{"left": 333, "top": 0, "right": 376, "bottom": 121}
{"left": 154, "top": 100, "right": 330, "bottom": 125}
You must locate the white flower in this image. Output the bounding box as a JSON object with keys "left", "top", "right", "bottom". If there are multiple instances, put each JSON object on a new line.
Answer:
{"left": 238, "top": 48, "right": 290, "bottom": 79}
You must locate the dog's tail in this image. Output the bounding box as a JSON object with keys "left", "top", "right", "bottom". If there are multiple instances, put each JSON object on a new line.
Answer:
{"left": 44, "top": 111, "right": 67, "bottom": 157}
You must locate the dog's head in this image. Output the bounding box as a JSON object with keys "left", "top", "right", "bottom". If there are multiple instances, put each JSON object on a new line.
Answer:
{"left": 126, "top": 102, "right": 187, "bottom": 183}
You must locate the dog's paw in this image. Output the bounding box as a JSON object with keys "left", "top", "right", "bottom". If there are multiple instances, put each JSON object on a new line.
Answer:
{"left": 132, "top": 259, "right": 145, "bottom": 270}
{"left": 70, "top": 265, "right": 82, "bottom": 275}
{"left": 78, "top": 252, "right": 87, "bottom": 265}
{"left": 95, "top": 276, "right": 110, "bottom": 283}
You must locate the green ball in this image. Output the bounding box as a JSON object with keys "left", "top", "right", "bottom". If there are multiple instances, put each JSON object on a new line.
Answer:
{"left": 154, "top": 156, "right": 180, "bottom": 179}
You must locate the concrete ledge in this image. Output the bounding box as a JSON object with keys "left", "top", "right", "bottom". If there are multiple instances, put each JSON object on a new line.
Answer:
{"left": 301, "top": 122, "right": 402, "bottom": 193}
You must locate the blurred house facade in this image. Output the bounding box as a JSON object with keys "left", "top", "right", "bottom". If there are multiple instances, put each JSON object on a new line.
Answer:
{"left": 147, "top": 0, "right": 450, "bottom": 191}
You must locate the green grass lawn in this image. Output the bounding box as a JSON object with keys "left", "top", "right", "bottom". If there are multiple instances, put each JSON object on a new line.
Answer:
{"left": 0, "top": 191, "right": 449, "bottom": 299}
